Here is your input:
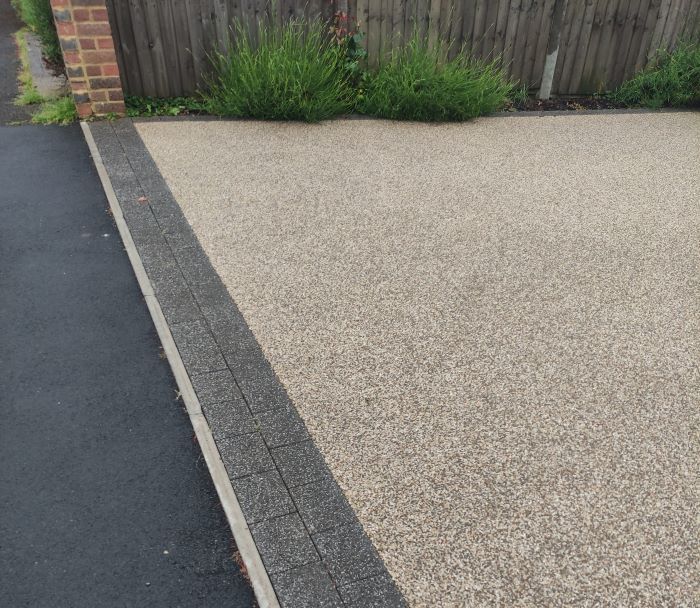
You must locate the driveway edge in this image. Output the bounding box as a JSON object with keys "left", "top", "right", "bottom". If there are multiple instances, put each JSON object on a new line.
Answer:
{"left": 81, "top": 119, "right": 406, "bottom": 608}
{"left": 81, "top": 121, "right": 280, "bottom": 608}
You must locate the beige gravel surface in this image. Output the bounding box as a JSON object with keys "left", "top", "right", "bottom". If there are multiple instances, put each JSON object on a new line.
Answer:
{"left": 136, "top": 114, "right": 699, "bottom": 606}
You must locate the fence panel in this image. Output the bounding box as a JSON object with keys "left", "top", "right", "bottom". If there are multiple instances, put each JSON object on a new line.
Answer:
{"left": 106, "top": 0, "right": 700, "bottom": 97}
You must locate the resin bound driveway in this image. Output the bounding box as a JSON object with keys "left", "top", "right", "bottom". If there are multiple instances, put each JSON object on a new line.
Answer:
{"left": 91, "top": 112, "right": 699, "bottom": 607}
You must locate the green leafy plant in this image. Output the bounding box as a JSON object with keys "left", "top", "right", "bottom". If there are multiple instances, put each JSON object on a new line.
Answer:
{"left": 12, "top": 0, "right": 61, "bottom": 64}
{"left": 331, "top": 10, "right": 368, "bottom": 85}
{"left": 31, "top": 96, "right": 77, "bottom": 125}
{"left": 203, "top": 17, "right": 354, "bottom": 122}
{"left": 358, "top": 35, "right": 513, "bottom": 121}
{"left": 612, "top": 41, "right": 700, "bottom": 109}
{"left": 125, "top": 95, "right": 207, "bottom": 117}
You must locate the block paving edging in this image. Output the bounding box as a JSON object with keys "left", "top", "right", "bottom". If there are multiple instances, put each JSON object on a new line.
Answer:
{"left": 87, "top": 119, "right": 407, "bottom": 608}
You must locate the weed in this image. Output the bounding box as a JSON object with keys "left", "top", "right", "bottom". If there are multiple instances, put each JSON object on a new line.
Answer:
{"left": 12, "top": 0, "right": 61, "bottom": 64}
{"left": 203, "top": 17, "right": 354, "bottom": 122}
{"left": 612, "top": 41, "right": 700, "bottom": 109}
{"left": 31, "top": 96, "right": 77, "bottom": 125}
{"left": 125, "top": 95, "right": 208, "bottom": 117}
{"left": 358, "top": 35, "right": 513, "bottom": 121}
{"left": 13, "top": 29, "right": 43, "bottom": 106}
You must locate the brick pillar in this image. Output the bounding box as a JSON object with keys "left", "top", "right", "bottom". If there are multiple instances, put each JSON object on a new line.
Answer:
{"left": 50, "top": 0, "right": 125, "bottom": 118}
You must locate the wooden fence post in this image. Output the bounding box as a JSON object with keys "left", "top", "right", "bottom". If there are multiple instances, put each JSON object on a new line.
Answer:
{"left": 538, "top": 0, "right": 568, "bottom": 99}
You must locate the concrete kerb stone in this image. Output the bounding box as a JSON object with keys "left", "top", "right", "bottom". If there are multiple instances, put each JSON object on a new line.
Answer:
{"left": 84, "top": 119, "right": 407, "bottom": 608}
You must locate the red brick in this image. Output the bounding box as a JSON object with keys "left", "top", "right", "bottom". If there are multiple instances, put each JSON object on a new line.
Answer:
{"left": 76, "top": 102, "right": 93, "bottom": 118}
{"left": 90, "top": 90, "right": 107, "bottom": 101}
{"left": 93, "top": 101, "right": 126, "bottom": 116}
{"left": 96, "top": 37, "right": 114, "bottom": 49}
{"left": 81, "top": 50, "right": 117, "bottom": 64}
{"left": 79, "top": 37, "right": 96, "bottom": 50}
{"left": 56, "top": 22, "right": 75, "bottom": 36}
{"left": 63, "top": 51, "right": 81, "bottom": 65}
{"left": 108, "top": 89, "right": 124, "bottom": 101}
{"left": 76, "top": 22, "right": 111, "bottom": 36}
{"left": 72, "top": 8, "right": 90, "bottom": 21}
{"left": 101, "top": 63, "right": 120, "bottom": 77}
{"left": 85, "top": 65, "right": 101, "bottom": 76}
{"left": 89, "top": 76, "right": 121, "bottom": 89}
{"left": 50, "top": 0, "right": 70, "bottom": 7}
{"left": 90, "top": 8, "right": 108, "bottom": 20}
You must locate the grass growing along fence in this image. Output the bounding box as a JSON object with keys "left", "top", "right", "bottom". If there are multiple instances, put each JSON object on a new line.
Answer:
{"left": 12, "top": 0, "right": 61, "bottom": 64}
{"left": 203, "top": 19, "right": 354, "bottom": 122}
{"left": 201, "top": 17, "right": 514, "bottom": 122}
{"left": 357, "top": 36, "right": 513, "bottom": 121}
{"left": 612, "top": 41, "right": 700, "bottom": 109}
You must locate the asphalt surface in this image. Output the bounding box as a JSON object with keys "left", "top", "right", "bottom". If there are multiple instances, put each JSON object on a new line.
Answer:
{"left": 0, "top": 126, "right": 253, "bottom": 606}
{"left": 138, "top": 115, "right": 700, "bottom": 606}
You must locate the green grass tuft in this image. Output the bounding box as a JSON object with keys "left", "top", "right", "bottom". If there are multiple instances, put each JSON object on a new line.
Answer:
{"left": 612, "top": 41, "right": 700, "bottom": 109}
{"left": 203, "top": 18, "right": 354, "bottom": 122}
{"left": 12, "top": 0, "right": 62, "bottom": 64}
{"left": 31, "top": 96, "right": 77, "bottom": 125}
{"left": 358, "top": 36, "right": 513, "bottom": 121}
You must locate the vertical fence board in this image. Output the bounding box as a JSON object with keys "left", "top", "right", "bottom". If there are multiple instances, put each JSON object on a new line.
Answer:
{"left": 631, "top": 0, "right": 662, "bottom": 73}
{"left": 554, "top": 0, "right": 585, "bottom": 92}
{"left": 502, "top": 0, "right": 522, "bottom": 71}
{"left": 459, "top": 0, "right": 477, "bottom": 52}
{"left": 605, "top": 0, "right": 639, "bottom": 83}
{"left": 108, "top": 0, "right": 141, "bottom": 94}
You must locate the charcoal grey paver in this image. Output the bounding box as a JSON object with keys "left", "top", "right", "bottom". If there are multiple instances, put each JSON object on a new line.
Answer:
{"left": 218, "top": 433, "right": 275, "bottom": 480}
{"left": 200, "top": 399, "right": 257, "bottom": 440}
{"left": 228, "top": 358, "right": 292, "bottom": 413}
{"left": 255, "top": 406, "right": 310, "bottom": 448}
{"left": 290, "top": 477, "right": 357, "bottom": 535}
{"left": 271, "top": 441, "right": 330, "bottom": 488}
{"left": 231, "top": 470, "right": 295, "bottom": 524}
{"left": 270, "top": 562, "right": 343, "bottom": 608}
{"left": 153, "top": 283, "right": 202, "bottom": 326}
{"left": 169, "top": 319, "right": 226, "bottom": 376}
{"left": 174, "top": 246, "right": 219, "bottom": 287}
{"left": 250, "top": 513, "right": 319, "bottom": 574}
{"left": 313, "top": 524, "right": 385, "bottom": 588}
{"left": 163, "top": 221, "right": 199, "bottom": 251}
{"left": 191, "top": 368, "right": 244, "bottom": 404}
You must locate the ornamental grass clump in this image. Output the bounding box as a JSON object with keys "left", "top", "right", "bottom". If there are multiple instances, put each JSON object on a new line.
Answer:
{"left": 203, "top": 18, "right": 354, "bottom": 122}
{"left": 612, "top": 41, "right": 700, "bottom": 109}
{"left": 358, "top": 35, "right": 513, "bottom": 121}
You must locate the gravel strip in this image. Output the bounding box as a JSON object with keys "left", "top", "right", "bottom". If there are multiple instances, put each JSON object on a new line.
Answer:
{"left": 136, "top": 114, "right": 700, "bottom": 606}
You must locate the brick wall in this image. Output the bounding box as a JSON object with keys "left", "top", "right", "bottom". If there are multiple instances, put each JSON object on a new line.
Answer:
{"left": 50, "top": 0, "right": 125, "bottom": 118}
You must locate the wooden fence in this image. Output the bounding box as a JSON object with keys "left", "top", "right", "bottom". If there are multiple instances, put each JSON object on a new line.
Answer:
{"left": 106, "top": 0, "right": 700, "bottom": 98}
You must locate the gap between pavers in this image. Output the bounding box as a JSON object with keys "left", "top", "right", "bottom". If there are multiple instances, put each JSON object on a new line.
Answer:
{"left": 82, "top": 119, "right": 406, "bottom": 608}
